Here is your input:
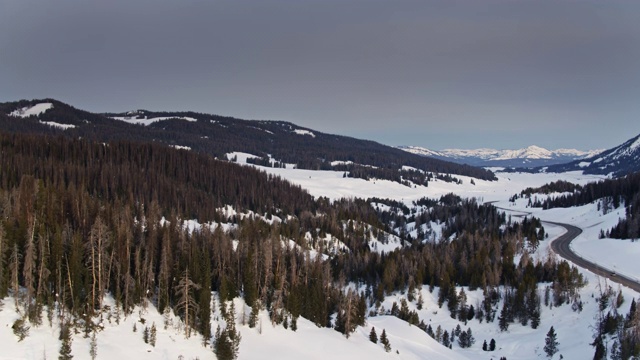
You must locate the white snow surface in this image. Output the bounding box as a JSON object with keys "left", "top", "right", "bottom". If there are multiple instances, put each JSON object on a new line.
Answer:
{"left": 292, "top": 129, "right": 316, "bottom": 137}
{"left": 111, "top": 116, "right": 197, "bottom": 126}
{"left": 39, "top": 121, "right": 76, "bottom": 130}
{"left": 401, "top": 145, "right": 601, "bottom": 161}
{"left": 9, "top": 102, "right": 53, "bottom": 117}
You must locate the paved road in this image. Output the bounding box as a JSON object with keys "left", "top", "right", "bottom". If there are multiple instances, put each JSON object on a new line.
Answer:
{"left": 545, "top": 220, "right": 640, "bottom": 293}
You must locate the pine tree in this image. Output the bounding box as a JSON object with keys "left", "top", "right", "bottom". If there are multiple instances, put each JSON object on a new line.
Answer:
{"left": 89, "top": 331, "right": 97, "bottom": 360}
{"left": 482, "top": 340, "right": 488, "bottom": 351}
{"left": 213, "top": 325, "right": 234, "bottom": 360}
{"left": 149, "top": 323, "right": 157, "bottom": 347}
{"left": 489, "top": 338, "right": 496, "bottom": 351}
{"left": 369, "top": 327, "right": 378, "bottom": 343}
{"left": 59, "top": 322, "right": 73, "bottom": 360}
{"left": 528, "top": 289, "right": 541, "bottom": 329}
{"left": 498, "top": 302, "right": 510, "bottom": 332}
{"left": 380, "top": 329, "right": 391, "bottom": 352}
{"left": 143, "top": 326, "right": 149, "bottom": 343}
{"left": 442, "top": 330, "right": 451, "bottom": 348}
{"left": 12, "top": 318, "right": 30, "bottom": 341}
{"left": 458, "top": 329, "right": 469, "bottom": 348}
{"left": 544, "top": 326, "right": 559, "bottom": 358}
{"left": 417, "top": 292, "right": 424, "bottom": 310}
{"left": 174, "top": 267, "right": 200, "bottom": 338}
{"left": 466, "top": 328, "right": 475, "bottom": 347}
{"left": 248, "top": 302, "right": 260, "bottom": 328}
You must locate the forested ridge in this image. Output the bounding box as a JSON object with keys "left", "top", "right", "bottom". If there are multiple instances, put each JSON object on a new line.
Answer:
{"left": 0, "top": 99, "right": 497, "bottom": 185}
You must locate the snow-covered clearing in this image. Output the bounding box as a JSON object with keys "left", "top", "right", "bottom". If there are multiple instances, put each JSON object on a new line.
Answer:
{"left": 292, "top": 129, "right": 315, "bottom": 137}
{"left": 39, "top": 120, "right": 76, "bottom": 130}
{"left": 10, "top": 103, "right": 53, "bottom": 117}
{"left": 111, "top": 116, "right": 197, "bottom": 126}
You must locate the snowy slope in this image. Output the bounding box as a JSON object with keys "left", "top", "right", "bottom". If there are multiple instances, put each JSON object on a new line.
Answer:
{"left": 545, "top": 132, "right": 640, "bottom": 177}
{"left": 9, "top": 102, "right": 54, "bottom": 118}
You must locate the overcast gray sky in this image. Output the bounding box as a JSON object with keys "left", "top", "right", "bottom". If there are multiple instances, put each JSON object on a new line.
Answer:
{"left": 2, "top": 0, "right": 639, "bottom": 150}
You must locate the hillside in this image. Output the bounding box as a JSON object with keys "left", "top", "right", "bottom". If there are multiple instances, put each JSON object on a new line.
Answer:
{"left": 0, "top": 99, "right": 496, "bottom": 184}
{"left": 542, "top": 133, "right": 640, "bottom": 177}
{"left": 2, "top": 131, "right": 632, "bottom": 359}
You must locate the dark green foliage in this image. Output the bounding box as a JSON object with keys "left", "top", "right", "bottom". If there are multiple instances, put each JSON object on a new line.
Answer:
{"left": 457, "top": 328, "right": 475, "bottom": 348}
{"left": 442, "top": 330, "right": 451, "bottom": 348}
{"left": 149, "top": 323, "right": 157, "bottom": 347}
{"left": 490, "top": 338, "right": 496, "bottom": 351}
{"left": 12, "top": 318, "right": 30, "bottom": 341}
{"left": 248, "top": 303, "right": 260, "bottom": 329}
{"left": 369, "top": 327, "right": 378, "bottom": 344}
{"left": 213, "top": 326, "right": 235, "bottom": 360}
{"left": 59, "top": 322, "right": 73, "bottom": 360}
{"left": 380, "top": 329, "right": 391, "bottom": 352}
{"left": 498, "top": 302, "right": 510, "bottom": 332}
{"left": 544, "top": 326, "right": 559, "bottom": 358}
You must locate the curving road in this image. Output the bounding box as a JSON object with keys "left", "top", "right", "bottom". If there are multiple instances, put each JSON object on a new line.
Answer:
{"left": 545, "top": 220, "right": 640, "bottom": 293}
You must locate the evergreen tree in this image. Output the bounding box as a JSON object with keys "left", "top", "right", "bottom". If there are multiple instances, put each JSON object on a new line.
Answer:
{"left": 213, "top": 326, "right": 234, "bottom": 360}
{"left": 544, "top": 326, "right": 559, "bottom": 358}
{"left": 143, "top": 326, "right": 149, "bottom": 343}
{"left": 12, "top": 318, "right": 30, "bottom": 341}
{"left": 89, "top": 331, "right": 97, "bottom": 360}
{"left": 369, "top": 327, "right": 378, "bottom": 344}
{"left": 466, "top": 328, "right": 475, "bottom": 347}
{"left": 380, "top": 329, "right": 391, "bottom": 352}
{"left": 498, "top": 302, "right": 510, "bottom": 332}
{"left": 490, "top": 338, "right": 496, "bottom": 351}
{"left": 458, "top": 330, "right": 469, "bottom": 348}
{"left": 442, "top": 330, "right": 451, "bottom": 348}
{"left": 174, "top": 267, "right": 200, "bottom": 338}
{"left": 149, "top": 323, "right": 157, "bottom": 347}
{"left": 249, "top": 302, "right": 260, "bottom": 328}
{"left": 59, "top": 322, "right": 73, "bottom": 360}
{"left": 482, "top": 340, "right": 488, "bottom": 351}
{"left": 528, "top": 289, "right": 541, "bottom": 329}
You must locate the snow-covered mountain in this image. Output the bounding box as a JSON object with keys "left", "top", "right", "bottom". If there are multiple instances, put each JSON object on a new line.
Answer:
{"left": 399, "top": 145, "right": 602, "bottom": 168}
{"left": 544, "top": 133, "right": 640, "bottom": 177}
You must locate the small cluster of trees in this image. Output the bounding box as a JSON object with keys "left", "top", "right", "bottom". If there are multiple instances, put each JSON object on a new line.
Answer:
{"left": 369, "top": 327, "right": 392, "bottom": 352}
{"left": 591, "top": 283, "right": 640, "bottom": 359}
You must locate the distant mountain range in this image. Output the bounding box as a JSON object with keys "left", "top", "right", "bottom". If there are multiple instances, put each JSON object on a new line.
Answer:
{"left": 0, "top": 99, "right": 496, "bottom": 183}
{"left": 543, "top": 133, "right": 640, "bottom": 178}
{"left": 399, "top": 145, "right": 603, "bottom": 168}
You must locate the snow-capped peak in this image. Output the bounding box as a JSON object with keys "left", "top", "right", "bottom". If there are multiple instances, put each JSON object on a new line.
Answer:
{"left": 401, "top": 145, "right": 600, "bottom": 161}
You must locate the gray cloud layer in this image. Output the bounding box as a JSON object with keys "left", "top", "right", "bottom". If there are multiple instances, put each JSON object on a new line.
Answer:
{"left": 2, "top": 0, "right": 639, "bottom": 150}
